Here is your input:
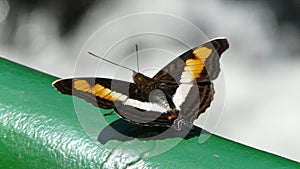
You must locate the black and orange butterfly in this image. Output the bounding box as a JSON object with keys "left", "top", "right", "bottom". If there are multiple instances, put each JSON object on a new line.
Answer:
{"left": 53, "top": 38, "right": 229, "bottom": 130}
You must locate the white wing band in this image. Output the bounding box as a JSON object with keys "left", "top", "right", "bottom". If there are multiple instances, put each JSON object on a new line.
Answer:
{"left": 172, "top": 83, "right": 193, "bottom": 110}
{"left": 123, "top": 98, "right": 169, "bottom": 113}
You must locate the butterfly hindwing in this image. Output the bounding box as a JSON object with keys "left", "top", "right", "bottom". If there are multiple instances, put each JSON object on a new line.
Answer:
{"left": 179, "top": 83, "right": 214, "bottom": 122}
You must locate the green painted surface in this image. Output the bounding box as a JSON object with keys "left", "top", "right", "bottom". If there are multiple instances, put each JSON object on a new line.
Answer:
{"left": 0, "top": 57, "right": 299, "bottom": 168}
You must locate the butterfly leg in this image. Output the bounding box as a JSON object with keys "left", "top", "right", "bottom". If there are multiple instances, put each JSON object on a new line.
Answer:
{"left": 103, "top": 110, "right": 115, "bottom": 116}
{"left": 172, "top": 118, "right": 193, "bottom": 131}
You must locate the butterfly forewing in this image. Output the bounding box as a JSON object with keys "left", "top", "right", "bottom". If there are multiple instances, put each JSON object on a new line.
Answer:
{"left": 53, "top": 78, "right": 137, "bottom": 109}
{"left": 153, "top": 38, "right": 229, "bottom": 83}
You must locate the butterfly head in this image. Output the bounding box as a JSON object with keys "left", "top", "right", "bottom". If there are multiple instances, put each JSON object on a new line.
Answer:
{"left": 132, "top": 71, "right": 146, "bottom": 84}
{"left": 132, "top": 71, "right": 155, "bottom": 91}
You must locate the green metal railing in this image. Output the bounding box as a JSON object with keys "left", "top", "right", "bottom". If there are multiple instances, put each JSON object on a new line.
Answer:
{"left": 0, "top": 57, "right": 299, "bottom": 168}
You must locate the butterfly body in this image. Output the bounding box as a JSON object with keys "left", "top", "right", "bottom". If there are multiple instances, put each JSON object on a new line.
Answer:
{"left": 53, "top": 38, "right": 229, "bottom": 130}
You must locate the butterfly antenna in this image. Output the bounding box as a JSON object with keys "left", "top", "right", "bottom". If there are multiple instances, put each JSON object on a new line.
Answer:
{"left": 135, "top": 44, "right": 140, "bottom": 73}
{"left": 88, "top": 51, "right": 135, "bottom": 72}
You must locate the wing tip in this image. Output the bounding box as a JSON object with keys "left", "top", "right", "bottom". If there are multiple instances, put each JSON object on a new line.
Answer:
{"left": 52, "top": 79, "right": 62, "bottom": 88}
{"left": 208, "top": 37, "right": 229, "bottom": 55}
{"left": 52, "top": 78, "right": 73, "bottom": 94}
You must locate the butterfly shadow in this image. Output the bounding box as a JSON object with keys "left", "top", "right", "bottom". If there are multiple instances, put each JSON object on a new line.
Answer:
{"left": 98, "top": 119, "right": 208, "bottom": 144}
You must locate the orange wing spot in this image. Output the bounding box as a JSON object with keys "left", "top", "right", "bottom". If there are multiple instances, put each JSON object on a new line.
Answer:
{"left": 97, "top": 88, "right": 111, "bottom": 98}
{"left": 182, "top": 47, "right": 211, "bottom": 83}
{"left": 92, "top": 84, "right": 105, "bottom": 94}
{"left": 183, "top": 59, "right": 205, "bottom": 81}
{"left": 193, "top": 46, "right": 212, "bottom": 59}
{"left": 88, "top": 85, "right": 96, "bottom": 94}
{"left": 104, "top": 94, "right": 113, "bottom": 100}
{"left": 186, "top": 59, "right": 203, "bottom": 66}
{"left": 73, "top": 80, "right": 126, "bottom": 101}
{"left": 184, "top": 65, "right": 204, "bottom": 71}
{"left": 168, "top": 114, "right": 177, "bottom": 121}
{"left": 73, "top": 80, "right": 91, "bottom": 91}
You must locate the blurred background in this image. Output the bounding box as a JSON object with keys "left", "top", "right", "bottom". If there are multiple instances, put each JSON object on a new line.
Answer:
{"left": 0, "top": 0, "right": 300, "bottom": 162}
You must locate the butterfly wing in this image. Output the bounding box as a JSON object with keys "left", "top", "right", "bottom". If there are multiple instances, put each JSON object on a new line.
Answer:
{"left": 52, "top": 38, "right": 229, "bottom": 129}
{"left": 53, "top": 78, "right": 139, "bottom": 109}
{"left": 153, "top": 37, "right": 229, "bottom": 83}
{"left": 53, "top": 78, "right": 176, "bottom": 126}
{"left": 153, "top": 38, "right": 229, "bottom": 126}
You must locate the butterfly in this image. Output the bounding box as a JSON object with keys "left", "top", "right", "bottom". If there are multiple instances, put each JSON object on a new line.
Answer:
{"left": 53, "top": 37, "right": 229, "bottom": 130}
